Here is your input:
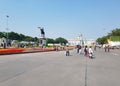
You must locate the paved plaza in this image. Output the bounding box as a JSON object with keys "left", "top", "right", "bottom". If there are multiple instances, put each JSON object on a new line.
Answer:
{"left": 0, "top": 48, "right": 120, "bottom": 86}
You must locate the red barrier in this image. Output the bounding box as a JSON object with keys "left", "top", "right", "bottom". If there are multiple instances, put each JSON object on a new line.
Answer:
{"left": 0, "top": 48, "right": 55, "bottom": 55}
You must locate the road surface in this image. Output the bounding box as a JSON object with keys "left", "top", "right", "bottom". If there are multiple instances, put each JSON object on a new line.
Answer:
{"left": 0, "top": 48, "right": 120, "bottom": 86}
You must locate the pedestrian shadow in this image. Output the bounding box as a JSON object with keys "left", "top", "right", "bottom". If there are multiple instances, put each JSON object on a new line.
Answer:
{"left": 65, "top": 54, "right": 73, "bottom": 56}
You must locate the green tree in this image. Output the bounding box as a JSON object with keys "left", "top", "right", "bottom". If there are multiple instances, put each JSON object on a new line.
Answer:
{"left": 19, "top": 34, "right": 25, "bottom": 41}
{"left": 0, "top": 32, "right": 5, "bottom": 38}
{"left": 108, "top": 28, "right": 120, "bottom": 36}
{"left": 33, "top": 37, "right": 38, "bottom": 42}
{"left": 25, "top": 36, "right": 33, "bottom": 42}
{"left": 97, "top": 36, "right": 108, "bottom": 44}
{"left": 8, "top": 32, "right": 20, "bottom": 40}
{"left": 46, "top": 38, "right": 55, "bottom": 44}
{"left": 55, "top": 37, "right": 68, "bottom": 44}
{"left": 97, "top": 28, "right": 120, "bottom": 44}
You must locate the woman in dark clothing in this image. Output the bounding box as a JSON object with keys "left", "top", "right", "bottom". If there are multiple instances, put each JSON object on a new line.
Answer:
{"left": 84, "top": 45, "right": 88, "bottom": 56}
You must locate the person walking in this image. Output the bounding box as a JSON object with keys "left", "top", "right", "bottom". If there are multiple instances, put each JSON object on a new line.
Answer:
{"left": 66, "top": 49, "right": 70, "bottom": 56}
{"left": 76, "top": 45, "right": 80, "bottom": 53}
{"left": 88, "top": 46, "right": 93, "bottom": 59}
{"left": 108, "top": 45, "right": 110, "bottom": 52}
{"left": 79, "top": 45, "right": 82, "bottom": 55}
{"left": 84, "top": 45, "right": 88, "bottom": 56}
{"left": 94, "top": 45, "right": 97, "bottom": 51}
{"left": 104, "top": 45, "right": 107, "bottom": 52}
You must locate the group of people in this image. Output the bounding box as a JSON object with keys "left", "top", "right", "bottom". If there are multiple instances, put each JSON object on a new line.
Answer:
{"left": 84, "top": 45, "right": 94, "bottom": 58}
{"left": 66, "top": 45, "right": 94, "bottom": 59}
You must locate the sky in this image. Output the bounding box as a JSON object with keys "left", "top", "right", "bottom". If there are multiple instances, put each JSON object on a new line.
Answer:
{"left": 0, "top": 0, "right": 120, "bottom": 40}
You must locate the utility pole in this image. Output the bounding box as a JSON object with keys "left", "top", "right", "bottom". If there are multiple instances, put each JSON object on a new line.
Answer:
{"left": 38, "top": 27, "right": 42, "bottom": 46}
{"left": 6, "top": 15, "right": 9, "bottom": 47}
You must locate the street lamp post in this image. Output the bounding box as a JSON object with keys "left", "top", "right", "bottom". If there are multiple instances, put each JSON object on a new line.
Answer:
{"left": 6, "top": 15, "right": 9, "bottom": 47}
{"left": 38, "top": 27, "right": 41, "bottom": 46}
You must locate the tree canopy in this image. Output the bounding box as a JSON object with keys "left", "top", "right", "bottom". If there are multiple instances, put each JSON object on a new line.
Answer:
{"left": 97, "top": 36, "right": 108, "bottom": 44}
{"left": 46, "top": 37, "right": 68, "bottom": 45}
{"left": 55, "top": 37, "right": 68, "bottom": 44}
{"left": 97, "top": 28, "right": 120, "bottom": 44}
{"left": 0, "top": 31, "right": 39, "bottom": 42}
{"left": 46, "top": 38, "right": 55, "bottom": 44}
{"left": 108, "top": 28, "right": 120, "bottom": 36}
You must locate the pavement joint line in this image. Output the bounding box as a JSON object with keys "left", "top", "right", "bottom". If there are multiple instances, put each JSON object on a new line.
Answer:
{"left": 85, "top": 56, "right": 88, "bottom": 86}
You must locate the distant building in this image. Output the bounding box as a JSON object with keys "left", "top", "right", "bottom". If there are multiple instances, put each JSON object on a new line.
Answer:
{"left": 68, "top": 39, "right": 83, "bottom": 46}
{"left": 67, "top": 35, "right": 95, "bottom": 46}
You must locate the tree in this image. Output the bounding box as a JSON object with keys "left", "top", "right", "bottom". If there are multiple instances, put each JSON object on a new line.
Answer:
{"left": 55, "top": 37, "right": 68, "bottom": 44}
{"left": 25, "top": 36, "right": 33, "bottom": 42}
{"left": 108, "top": 28, "right": 120, "bottom": 36}
{"left": 8, "top": 32, "right": 20, "bottom": 40}
{"left": 46, "top": 38, "right": 55, "bottom": 44}
{"left": 97, "top": 36, "right": 108, "bottom": 44}
{"left": 0, "top": 32, "right": 5, "bottom": 38}
{"left": 19, "top": 34, "right": 25, "bottom": 41}
{"left": 97, "top": 28, "right": 120, "bottom": 44}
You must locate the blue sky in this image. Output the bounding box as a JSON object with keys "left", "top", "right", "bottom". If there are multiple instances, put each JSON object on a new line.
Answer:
{"left": 0, "top": 0, "right": 120, "bottom": 40}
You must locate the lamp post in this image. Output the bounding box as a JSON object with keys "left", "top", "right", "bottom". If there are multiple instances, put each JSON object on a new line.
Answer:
{"left": 6, "top": 15, "right": 9, "bottom": 47}
{"left": 38, "top": 27, "right": 41, "bottom": 46}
